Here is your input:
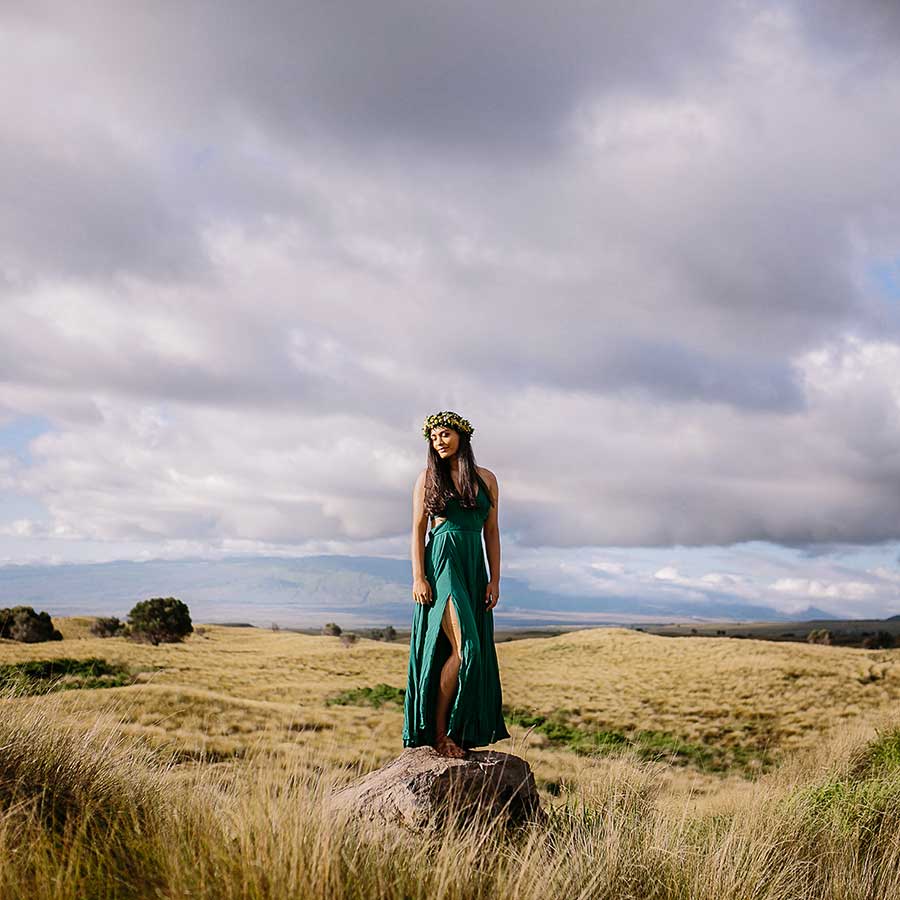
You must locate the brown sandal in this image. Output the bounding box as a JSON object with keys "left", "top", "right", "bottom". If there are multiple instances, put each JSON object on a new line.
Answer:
{"left": 435, "top": 734, "right": 466, "bottom": 759}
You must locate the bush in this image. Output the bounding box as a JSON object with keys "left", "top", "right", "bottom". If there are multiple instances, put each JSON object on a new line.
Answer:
{"left": 322, "top": 622, "right": 342, "bottom": 636}
{"left": 90, "top": 616, "right": 126, "bottom": 638}
{"left": 326, "top": 683, "right": 406, "bottom": 708}
{"left": 127, "top": 597, "right": 193, "bottom": 645}
{"left": 862, "top": 631, "right": 895, "bottom": 650}
{"left": 339, "top": 632, "right": 358, "bottom": 648}
{"left": 0, "top": 657, "right": 133, "bottom": 695}
{"left": 849, "top": 728, "right": 900, "bottom": 779}
{"left": 368, "top": 625, "right": 397, "bottom": 642}
{"left": 0, "top": 606, "right": 63, "bottom": 643}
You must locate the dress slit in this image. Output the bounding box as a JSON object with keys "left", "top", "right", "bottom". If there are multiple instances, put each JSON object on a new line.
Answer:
{"left": 435, "top": 578, "right": 480, "bottom": 745}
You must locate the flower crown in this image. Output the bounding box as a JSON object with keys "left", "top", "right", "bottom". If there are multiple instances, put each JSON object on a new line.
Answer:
{"left": 422, "top": 410, "right": 475, "bottom": 440}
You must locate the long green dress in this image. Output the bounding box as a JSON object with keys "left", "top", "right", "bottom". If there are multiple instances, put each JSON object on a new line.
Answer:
{"left": 403, "top": 472, "right": 510, "bottom": 750}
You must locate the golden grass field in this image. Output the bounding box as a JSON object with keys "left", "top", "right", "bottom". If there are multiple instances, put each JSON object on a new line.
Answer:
{"left": 5, "top": 618, "right": 900, "bottom": 898}
{"left": 4, "top": 618, "right": 900, "bottom": 798}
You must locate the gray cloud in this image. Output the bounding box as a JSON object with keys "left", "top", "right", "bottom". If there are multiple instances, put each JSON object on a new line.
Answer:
{"left": 1, "top": 1, "right": 900, "bottom": 557}
{"left": 789, "top": 0, "right": 900, "bottom": 58}
{"left": 12, "top": 2, "right": 741, "bottom": 153}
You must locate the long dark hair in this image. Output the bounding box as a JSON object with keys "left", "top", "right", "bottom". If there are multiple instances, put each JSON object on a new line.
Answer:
{"left": 424, "top": 429, "right": 493, "bottom": 517}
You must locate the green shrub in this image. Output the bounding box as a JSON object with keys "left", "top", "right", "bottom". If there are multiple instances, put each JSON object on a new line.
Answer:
{"left": 0, "top": 605, "right": 63, "bottom": 643}
{"left": 127, "top": 597, "right": 193, "bottom": 645}
{"left": 326, "top": 683, "right": 405, "bottom": 708}
{"left": 503, "top": 706, "right": 751, "bottom": 773}
{"left": 0, "top": 657, "right": 133, "bottom": 695}
{"left": 848, "top": 728, "right": 900, "bottom": 778}
{"left": 364, "top": 626, "right": 397, "bottom": 641}
{"left": 861, "top": 630, "right": 895, "bottom": 649}
{"left": 798, "top": 776, "right": 900, "bottom": 841}
{"left": 90, "top": 616, "right": 126, "bottom": 638}
{"left": 322, "top": 622, "right": 342, "bottom": 636}
{"left": 790, "top": 727, "right": 900, "bottom": 852}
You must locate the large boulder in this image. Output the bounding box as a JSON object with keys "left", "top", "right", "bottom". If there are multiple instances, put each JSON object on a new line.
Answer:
{"left": 327, "top": 746, "right": 544, "bottom": 832}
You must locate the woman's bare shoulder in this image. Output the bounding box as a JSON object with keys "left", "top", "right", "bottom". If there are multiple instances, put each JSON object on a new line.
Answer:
{"left": 476, "top": 466, "right": 498, "bottom": 487}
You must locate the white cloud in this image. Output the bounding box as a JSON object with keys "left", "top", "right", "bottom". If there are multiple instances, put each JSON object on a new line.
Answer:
{"left": 772, "top": 577, "right": 882, "bottom": 602}
{"left": 0, "top": 2, "right": 899, "bottom": 617}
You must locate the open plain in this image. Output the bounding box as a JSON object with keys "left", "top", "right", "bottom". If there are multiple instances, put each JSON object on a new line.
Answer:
{"left": 4, "top": 618, "right": 900, "bottom": 795}
{"left": 5, "top": 618, "right": 900, "bottom": 899}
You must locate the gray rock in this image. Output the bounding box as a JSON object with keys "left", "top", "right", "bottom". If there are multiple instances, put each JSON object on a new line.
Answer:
{"left": 326, "top": 746, "right": 545, "bottom": 832}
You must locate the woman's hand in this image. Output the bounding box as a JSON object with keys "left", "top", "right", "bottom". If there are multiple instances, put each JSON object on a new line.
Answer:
{"left": 485, "top": 579, "right": 500, "bottom": 610}
{"left": 413, "top": 577, "right": 433, "bottom": 605}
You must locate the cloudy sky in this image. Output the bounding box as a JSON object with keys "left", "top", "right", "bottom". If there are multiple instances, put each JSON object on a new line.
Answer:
{"left": 2, "top": 1, "right": 900, "bottom": 618}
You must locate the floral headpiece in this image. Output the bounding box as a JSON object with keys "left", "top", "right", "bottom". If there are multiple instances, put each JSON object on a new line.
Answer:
{"left": 422, "top": 410, "right": 475, "bottom": 440}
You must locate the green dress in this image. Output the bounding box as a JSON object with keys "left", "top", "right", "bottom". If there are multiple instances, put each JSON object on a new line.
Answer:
{"left": 403, "top": 472, "right": 510, "bottom": 750}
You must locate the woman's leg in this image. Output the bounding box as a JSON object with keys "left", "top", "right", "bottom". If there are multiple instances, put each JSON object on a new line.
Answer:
{"left": 435, "top": 595, "right": 466, "bottom": 758}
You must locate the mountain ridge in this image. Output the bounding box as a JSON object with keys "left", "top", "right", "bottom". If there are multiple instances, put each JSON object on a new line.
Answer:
{"left": 0, "top": 554, "right": 839, "bottom": 628}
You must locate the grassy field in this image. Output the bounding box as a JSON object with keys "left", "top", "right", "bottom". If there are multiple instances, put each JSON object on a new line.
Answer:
{"left": 5, "top": 618, "right": 900, "bottom": 897}
{"left": 3, "top": 618, "right": 900, "bottom": 791}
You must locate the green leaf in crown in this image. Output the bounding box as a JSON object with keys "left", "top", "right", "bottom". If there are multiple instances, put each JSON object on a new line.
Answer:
{"left": 422, "top": 410, "right": 475, "bottom": 439}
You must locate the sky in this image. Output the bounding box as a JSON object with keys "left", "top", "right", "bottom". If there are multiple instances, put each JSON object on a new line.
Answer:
{"left": 2, "top": 1, "right": 900, "bottom": 618}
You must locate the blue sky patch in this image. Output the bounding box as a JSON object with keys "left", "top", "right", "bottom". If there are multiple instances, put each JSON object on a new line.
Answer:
{"left": 869, "top": 260, "right": 900, "bottom": 301}
{"left": 0, "top": 415, "right": 54, "bottom": 464}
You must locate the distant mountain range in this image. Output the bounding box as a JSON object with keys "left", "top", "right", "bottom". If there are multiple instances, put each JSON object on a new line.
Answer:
{"left": 0, "top": 555, "right": 840, "bottom": 629}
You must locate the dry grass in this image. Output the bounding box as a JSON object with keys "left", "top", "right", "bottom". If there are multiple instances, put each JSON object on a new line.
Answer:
{"left": 6, "top": 621, "right": 900, "bottom": 896}
{"left": 501, "top": 627, "right": 900, "bottom": 763}
{"left": 4, "top": 687, "right": 900, "bottom": 899}
{"left": 2, "top": 621, "right": 898, "bottom": 799}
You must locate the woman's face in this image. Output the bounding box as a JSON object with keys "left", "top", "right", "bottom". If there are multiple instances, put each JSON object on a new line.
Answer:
{"left": 430, "top": 426, "right": 459, "bottom": 460}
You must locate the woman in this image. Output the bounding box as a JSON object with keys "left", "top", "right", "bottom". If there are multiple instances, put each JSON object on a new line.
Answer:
{"left": 402, "top": 410, "right": 510, "bottom": 758}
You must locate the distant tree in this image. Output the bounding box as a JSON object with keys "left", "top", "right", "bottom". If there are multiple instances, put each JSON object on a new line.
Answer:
{"left": 806, "top": 628, "right": 832, "bottom": 646}
{"left": 0, "top": 606, "right": 63, "bottom": 643}
{"left": 383, "top": 625, "right": 397, "bottom": 642}
{"left": 862, "top": 630, "right": 895, "bottom": 650}
{"left": 90, "top": 616, "right": 126, "bottom": 638}
{"left": 271, "top": 622, "right": 280, "bottom": 632}
{"left": 339, "top": 632, "right": 358, "bottom": 648}
{"left": 127, "top": 597, "right": 193, "bottom": 645}
{"left": 322, "top": 622, "right": 342, "bottom": 637}
{"left": 369, "top": 628, "right": 384, "bottom": 641}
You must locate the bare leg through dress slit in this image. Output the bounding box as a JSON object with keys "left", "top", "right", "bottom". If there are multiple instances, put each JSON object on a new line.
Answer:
{"left": 435, "top": 594, "right": 465, "bottom": 757}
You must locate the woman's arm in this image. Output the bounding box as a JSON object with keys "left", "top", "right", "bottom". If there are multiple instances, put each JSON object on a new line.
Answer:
{"left": 411, "top": 470, "right": 432, "bottom": 605}
{"left": 480, "top": 468, "right": 501, "bottom": 610}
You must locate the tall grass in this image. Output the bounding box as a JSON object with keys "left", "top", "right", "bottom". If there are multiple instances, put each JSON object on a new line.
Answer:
{"left": 4, "top": 688, "right": 900, "bottom": 899}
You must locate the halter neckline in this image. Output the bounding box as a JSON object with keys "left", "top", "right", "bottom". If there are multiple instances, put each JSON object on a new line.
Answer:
{"left": 449, "top": 471, "right": 487, "bottom": 501}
